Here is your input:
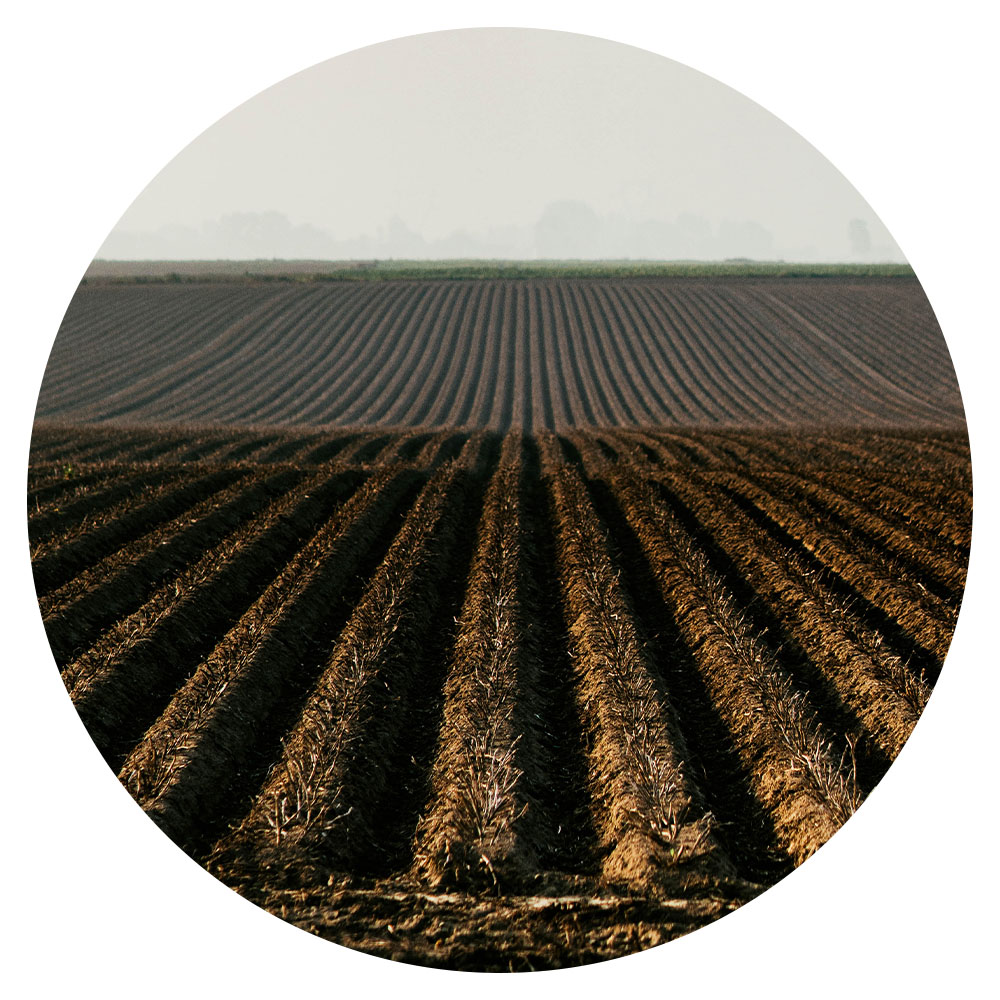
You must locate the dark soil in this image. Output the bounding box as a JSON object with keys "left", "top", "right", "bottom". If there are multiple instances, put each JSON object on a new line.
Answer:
{"left": 31, "top": 424, "right": 970, "bottom": 970}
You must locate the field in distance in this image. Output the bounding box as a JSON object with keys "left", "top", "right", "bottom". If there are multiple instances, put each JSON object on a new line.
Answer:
{"left": 39, "top": 274, "right": 961, "bottom": 431}
{"left": 29, "top": 422, "right": 970, "bottom": 969}
{"left": 83, "top": 259, "right": 917, "bottom": 280}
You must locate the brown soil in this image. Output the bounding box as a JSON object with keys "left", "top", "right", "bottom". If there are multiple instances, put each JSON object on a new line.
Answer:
{"left": 30, "top": 424, "right": 970, "bottom": 970}
{"left": 36, "top": 277, "right": 962, "bottom": 430}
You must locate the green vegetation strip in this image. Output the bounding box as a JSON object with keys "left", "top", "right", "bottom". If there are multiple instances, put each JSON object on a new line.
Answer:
{"left": 84, "top": 260, "right": 917, "bottom": 284}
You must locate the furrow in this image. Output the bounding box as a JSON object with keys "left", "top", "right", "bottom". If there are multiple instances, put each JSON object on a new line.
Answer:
{"left": 759, "top": 471, "right": 968, "bottom": 600}
{"left": 63, "top": 469, "right": 362, "bottom": 768}
{"left": 655, "top": 468, "right": 930, "bottom": 759}
{"left": 539, "top": 438, "right": 734, "bottom": 887}
{"left": 28, "top": 465, "right": 190, "bottom": 545}
{"left": 118, "top": 468, "right": 423, "bottom": 857}
{"left": 208, "top": 462, "right": 478, "bottom": 884}
{"left": 611, "top": 470, "right": 862, "bottom": 867}
{"left": 413, "top": 434, "right": 548, "bottom": 890}
{"left": 40, "top": 468, "right": 304, "bottom": 663}
{"left": 712, "top": 470, "right": 957, "bottom": 669}
{"left": 31, "top": 468, "right": 246, "bottom": 595}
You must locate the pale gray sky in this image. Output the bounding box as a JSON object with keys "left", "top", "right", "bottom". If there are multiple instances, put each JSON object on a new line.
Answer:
{"left": 100, "top": 28, "right": 903, "bottom": 261}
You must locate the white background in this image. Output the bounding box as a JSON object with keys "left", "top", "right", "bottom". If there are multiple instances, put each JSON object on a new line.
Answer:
{"left": 3, "top": 2, "right": 996, "bottom": 996}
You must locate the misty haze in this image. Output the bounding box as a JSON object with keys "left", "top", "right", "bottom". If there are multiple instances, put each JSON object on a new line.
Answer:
{"left": 98, "top": 203, "right": 901, "bottom": 263}
{"left": 96, "top": 29, "right": 903, "bottom": 264}
{"left": 33, "top": 27, "right": 963, "bottom": 975}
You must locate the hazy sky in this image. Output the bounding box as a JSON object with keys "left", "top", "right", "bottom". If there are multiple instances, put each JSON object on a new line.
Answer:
{"left": 101, "top": 28, "right": 902, "bottom": 261}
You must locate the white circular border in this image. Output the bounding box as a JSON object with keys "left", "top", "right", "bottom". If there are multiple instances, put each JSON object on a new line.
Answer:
{"left": 4, "top": 4, "right": 996, "bottom": 997}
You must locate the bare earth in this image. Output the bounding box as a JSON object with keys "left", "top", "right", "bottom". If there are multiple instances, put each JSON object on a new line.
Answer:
{"left": 30, "top": 275, "right": 969, "bottom": 969}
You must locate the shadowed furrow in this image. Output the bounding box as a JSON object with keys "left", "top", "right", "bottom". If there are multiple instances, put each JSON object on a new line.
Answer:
{"left": 711, "top": 470, "right": 957, "bottom": 671}
{"left": 30, "top": 412, "right": 968, "bottom": 970}
{"left": 653, "top": 468, "right": 930, "bottom": 759}
{"left": 29, "top": 465, "right": 192, "bottom": 547}
{"left": 40, "top": 467, "right": 305, "bottom": 662}
{"left": 31, "top": 467, "right": 248, "bottom": 595}
{"left": 413, "top": 434, "right": 550, "bottom": 890}
{"left": 540, "top": 438, "right": 734, "bottom": 886}
{"left": 209, "top": 458, "right": 481, "bottom": 883}
{"left": 119, "top": 467, "right": 424, "bottom": 857}
{"left": 611, "top": 470, "right": 861, "bottom": 866}
{"left": 757, "top": 470, "right": 968, "bottom": 599}
{"left": 65, "top": 469, "right": 363, "bottom": 767}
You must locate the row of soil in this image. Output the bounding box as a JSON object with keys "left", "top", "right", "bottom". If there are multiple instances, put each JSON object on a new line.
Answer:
{"left": 31, "top": 426, "right": 970, "bottom": 968}
{"left": 29, "top": 421, "right": 971, "bottom": 475}
{"left": 36, "top": 278, "right": 965, "bottom": 429}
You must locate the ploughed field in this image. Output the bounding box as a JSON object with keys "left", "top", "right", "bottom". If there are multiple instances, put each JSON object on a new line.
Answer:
{"left": 38, "top": 277, "right": 963, "bottom": 429}
{"left": 29, "top": 422, "right": 971, "bottom": 969}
